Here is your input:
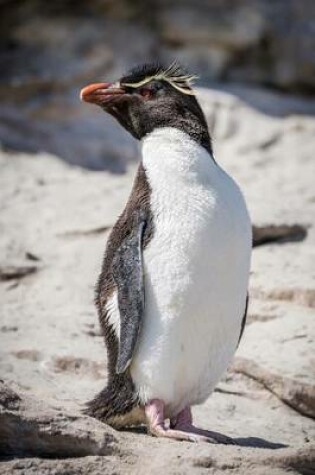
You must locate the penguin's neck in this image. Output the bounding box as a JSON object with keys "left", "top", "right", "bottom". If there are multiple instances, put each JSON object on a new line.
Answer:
{"left": 141, "top": 127, "right": 216, "bottom": 178}
{"left": 156, "top": 114, "right": 212, "bottom": 157}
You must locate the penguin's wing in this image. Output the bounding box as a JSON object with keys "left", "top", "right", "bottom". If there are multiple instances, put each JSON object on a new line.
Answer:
{"left": 112, "top": 209, "right": 146, "bottom": 374}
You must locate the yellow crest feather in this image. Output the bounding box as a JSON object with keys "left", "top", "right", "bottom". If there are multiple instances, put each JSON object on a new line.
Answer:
{"left": 121, "top": 62, "right": 198, "bottom": 96}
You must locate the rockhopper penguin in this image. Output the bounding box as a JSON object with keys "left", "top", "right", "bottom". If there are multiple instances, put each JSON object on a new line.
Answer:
{"left": 80, "top": 63, "right": 252, "bottom": 443}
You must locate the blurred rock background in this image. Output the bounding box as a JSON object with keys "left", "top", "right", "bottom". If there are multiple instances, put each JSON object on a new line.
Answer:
{"left": 1, "top": 2, "right": 315, "bottom": 474}
{"left": 1, "top": 0, "right": 315, "bottom": 171}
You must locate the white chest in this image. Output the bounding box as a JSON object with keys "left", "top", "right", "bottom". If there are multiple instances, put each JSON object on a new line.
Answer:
{"left": 130, "top": 128, "right": 252, "bottom": 415}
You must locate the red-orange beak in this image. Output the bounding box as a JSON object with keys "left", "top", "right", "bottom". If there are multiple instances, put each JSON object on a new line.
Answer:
{"left": 80, "top": 82, "right": 125, "bottom": 106}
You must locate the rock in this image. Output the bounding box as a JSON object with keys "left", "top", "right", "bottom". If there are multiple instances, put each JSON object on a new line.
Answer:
{"left": 0, "top": 2, "right": 156, "bottom": 172}
{"left": 162, "top": 45, "right": 231, "bottom": 81}
{"left": 0, "top": 381, "right": 21, "bottom": 410}
{"left": 233, "top": 358, "right": 315, "bottom": 419}
{"left": 0, "top": 1, "right": 314, "bottom": 110}
{"left": 1, "top": 379, "right": 314, "bottom": 475}
{"left": 0, "top": 381, "right": 118, "bottom": 458}
{"left": 158, "top": 3, "right": 266, "bottom": 49}
{"left": 252, "top": 224, "right": 307, "bottom": 247}
{"left": 1, "top": 444, "right": 315, "bottom": 475}
{"left": 1, "top": 1, "right": 315, "bottom": 172}
{"left": 157, "top": 0, "right": 315, "bottom": 91}
{"left": 0, "top": 262, "right": 39, "bottom": 281}
{"left": 0, "top": 103, "right": 139, "bottom": 173}
{"left": 192, "top": 445, "right": 315, "bottom": 475}
{"left": 236, "top": 307, "right": 315, "bottom": 418}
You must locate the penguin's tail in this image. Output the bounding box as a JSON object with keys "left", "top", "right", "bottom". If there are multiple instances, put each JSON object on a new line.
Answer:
{"left": 84, "top": 375, "right": 144, "bottom": 429}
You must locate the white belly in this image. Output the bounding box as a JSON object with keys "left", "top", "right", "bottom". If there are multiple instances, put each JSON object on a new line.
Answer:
{"left": 130, "top": 128, "right": 252, "bottom": 416}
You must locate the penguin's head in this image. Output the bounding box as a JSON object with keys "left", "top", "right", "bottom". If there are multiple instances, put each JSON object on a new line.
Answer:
{"left": 80, "top": 62, "right": 211, "bottom": 152}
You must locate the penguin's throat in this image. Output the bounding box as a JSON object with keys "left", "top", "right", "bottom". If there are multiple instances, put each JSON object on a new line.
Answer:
{"left": 141, "top": 127, "right": 216, "bottom": 176}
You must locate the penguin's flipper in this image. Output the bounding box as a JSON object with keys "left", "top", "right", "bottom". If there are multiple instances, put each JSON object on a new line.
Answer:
{"left": 112, "top": 210, "right": 146, "bottom": 374}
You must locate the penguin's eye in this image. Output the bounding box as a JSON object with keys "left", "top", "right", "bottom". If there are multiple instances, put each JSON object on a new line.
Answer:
{"left": 139, "top": 82, "right": 162, "bottom": 100}
{"left": 139, "top": 87, "right": 153, "bottom": 99}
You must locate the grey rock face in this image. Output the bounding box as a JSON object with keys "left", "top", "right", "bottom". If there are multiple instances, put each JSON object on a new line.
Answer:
{"left": 2, "top": 1, "right": 314, "bottom": 92}
{"left": 157, "top": 0, "right": 315, "bottom": 91}
{"left": 0, "top": 381, "right": 118, "bottom": 458}
{"left": 1, "top": 0, "right": 314, "bottom": 173}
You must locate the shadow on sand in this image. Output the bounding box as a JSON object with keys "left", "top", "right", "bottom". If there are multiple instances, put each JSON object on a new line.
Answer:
{"left": 123, "top": 426, "right": 288, "bottom": 449}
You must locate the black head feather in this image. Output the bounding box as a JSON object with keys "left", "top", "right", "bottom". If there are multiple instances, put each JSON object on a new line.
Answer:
{"left": 120, "top": 62, "right": 166, "bottom": 85}
{"left": 120, "top": 62, "right": 198, "bottom": 95}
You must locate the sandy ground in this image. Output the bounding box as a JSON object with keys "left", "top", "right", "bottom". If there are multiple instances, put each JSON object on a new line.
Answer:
{"left": 0, "top": 86, "right": 314, "bottom": 474}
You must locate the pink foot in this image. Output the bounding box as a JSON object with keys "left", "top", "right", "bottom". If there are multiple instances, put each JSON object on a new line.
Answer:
{"left": 145, "top": 400, "right": 234, "bottom": 444}
{"left": 170, "top": 406, "right": 234, "bottom": 444}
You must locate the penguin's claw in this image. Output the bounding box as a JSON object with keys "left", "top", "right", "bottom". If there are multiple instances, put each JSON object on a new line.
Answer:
{"left": 149, "top": 424, "right": 201, "bottom": 442}
{"left": 145, "top": 399, "right": 235, "bottom": 445}
{"left": 170, "top": 425, "right": 235, "bottom": 445}
{"left": 170, "top": 405, "right": 235, "bottom": 445}
{"left": 150, "top": 425, "right": 231, "bottom": 444}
